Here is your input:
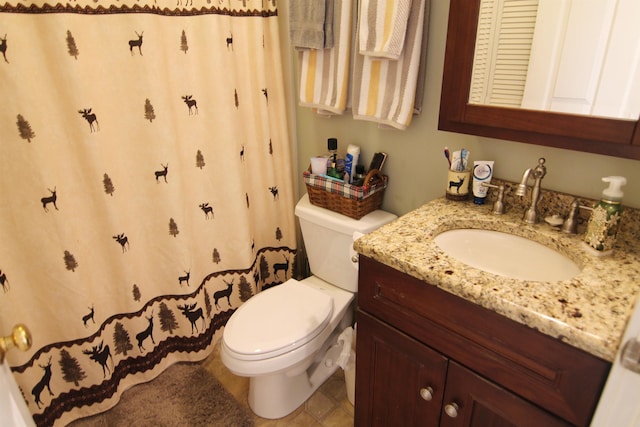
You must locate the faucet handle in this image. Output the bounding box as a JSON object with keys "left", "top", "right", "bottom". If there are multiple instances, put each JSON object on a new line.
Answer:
{"left": 561, "top": 198, "right": 593, "bottom": 234}
{"left": 534, "top": 157, "right": 547, "bottom": 178}
{"left": 482, "top": 183, "right": 505, "bottom": 215}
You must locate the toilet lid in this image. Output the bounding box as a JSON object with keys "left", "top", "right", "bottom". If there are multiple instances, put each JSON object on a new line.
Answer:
{"left": 223, "top": 279, "right": 333, "bottom": 359}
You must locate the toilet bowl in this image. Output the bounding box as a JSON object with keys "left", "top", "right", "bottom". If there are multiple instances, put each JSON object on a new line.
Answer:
{"left": 221, "top": 194, "right": 396, "bottom": 419}
{"left": 221, "top": 276, "right": 354, "bottom": 418}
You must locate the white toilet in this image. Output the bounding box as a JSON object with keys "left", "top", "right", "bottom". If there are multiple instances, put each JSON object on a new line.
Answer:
{"left": 221, "top": 193, "right": 396, "bottom": 419}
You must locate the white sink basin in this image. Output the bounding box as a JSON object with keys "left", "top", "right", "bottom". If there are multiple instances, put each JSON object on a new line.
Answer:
{"left": 434, "top": 229, "right": 581, "bottom": 281}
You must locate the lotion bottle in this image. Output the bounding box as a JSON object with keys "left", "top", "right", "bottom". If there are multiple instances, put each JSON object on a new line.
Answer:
{"left": 584, "top": 176, "right": 627, "bottom": 254}
{"left": 472, "top": 160, "right": 494, "bottom": 204}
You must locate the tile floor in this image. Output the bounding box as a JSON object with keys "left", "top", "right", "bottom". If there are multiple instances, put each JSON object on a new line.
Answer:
{"left": 203, "top": 343, "right": 355, "bottom": 427}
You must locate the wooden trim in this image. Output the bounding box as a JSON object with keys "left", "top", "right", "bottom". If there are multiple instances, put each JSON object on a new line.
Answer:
{"left": 439, "top": 0, "right": 640, "bottom": 160}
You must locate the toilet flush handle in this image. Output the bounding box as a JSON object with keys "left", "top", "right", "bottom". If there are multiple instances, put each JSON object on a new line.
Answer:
{"left": 351, "top": 232, "right": 364, "bottom": 266}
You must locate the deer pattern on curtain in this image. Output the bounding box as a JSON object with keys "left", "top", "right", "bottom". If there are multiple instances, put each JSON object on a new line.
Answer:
{"left": 0, "top": 0, "right": 296, "bottom": 425}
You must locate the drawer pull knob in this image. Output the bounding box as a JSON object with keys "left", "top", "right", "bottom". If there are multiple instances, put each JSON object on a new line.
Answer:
{"left": 419, "top": 387, "right": 434, "bottom": 401}
{"left": 444, "top": 402, "right": 459, "bottom": 418}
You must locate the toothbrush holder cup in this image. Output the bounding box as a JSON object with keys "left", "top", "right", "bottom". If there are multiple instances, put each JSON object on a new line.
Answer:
{"left": 446, "top": 169, "right": 471, "bottom": 201}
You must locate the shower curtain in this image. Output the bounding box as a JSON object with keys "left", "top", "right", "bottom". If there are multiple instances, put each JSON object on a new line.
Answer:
{"left": 0, "top": 0, "right": 296, "bottom": 425}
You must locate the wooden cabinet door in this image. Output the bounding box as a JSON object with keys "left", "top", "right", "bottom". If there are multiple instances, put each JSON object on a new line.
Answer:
{"left": 355, "top": 311, "right": 448, "bottom": 427}
{"left": 440, "top": 362, "right": 571, "bottom": 427}
{"left": 359, "top": 255, "right": 609, "bottom": 426}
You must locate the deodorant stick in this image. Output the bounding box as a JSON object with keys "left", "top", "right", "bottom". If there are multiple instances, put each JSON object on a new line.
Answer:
{"left": 344, "top": 144, "right": 360, "bottom": 184}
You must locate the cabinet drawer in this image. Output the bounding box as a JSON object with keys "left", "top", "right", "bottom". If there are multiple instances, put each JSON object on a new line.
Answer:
{"left": 358, "top": 256, "right": 610, "bottom": 426}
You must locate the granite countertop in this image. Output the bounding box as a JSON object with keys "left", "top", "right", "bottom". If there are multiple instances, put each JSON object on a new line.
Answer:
{"left": 354, "top": 195, "right": 640, "bottom": 362}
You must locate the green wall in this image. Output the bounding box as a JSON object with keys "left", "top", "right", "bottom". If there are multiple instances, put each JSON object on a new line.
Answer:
{"left": 281, "top": 2, "right": 640, "bottom": 217}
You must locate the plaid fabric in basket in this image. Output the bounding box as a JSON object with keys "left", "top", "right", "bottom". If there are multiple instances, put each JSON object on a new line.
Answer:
{"left": 303, "top": 170, "right": 387, "bottom": 200}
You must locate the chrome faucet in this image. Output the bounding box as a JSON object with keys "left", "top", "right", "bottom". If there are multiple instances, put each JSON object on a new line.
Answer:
{"left": 515, "top": 157, "right": 546, "bottom": 224}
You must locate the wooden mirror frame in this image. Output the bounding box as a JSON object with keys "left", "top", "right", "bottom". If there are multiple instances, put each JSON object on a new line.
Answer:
{"left": 438, "top": 0, "right": 640, "bottom": 160}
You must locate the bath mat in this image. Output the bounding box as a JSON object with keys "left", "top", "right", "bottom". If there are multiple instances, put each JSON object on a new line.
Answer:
{"left": 67, "top": 362, "right": 254, "bottom": 427}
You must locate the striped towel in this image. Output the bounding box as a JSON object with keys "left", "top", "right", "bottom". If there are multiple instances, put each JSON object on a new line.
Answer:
{"left": 352, "top": 0, "right": 427, "bottom": 129}
{"left": 297, "top": 0, "right": 354, "bottom": 115}
{"left": 358, "top": 0, "right": 413, "bottom": 60}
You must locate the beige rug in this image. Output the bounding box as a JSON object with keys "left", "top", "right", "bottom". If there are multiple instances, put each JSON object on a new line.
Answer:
{"left": 68, "top": 362, "right": 254, "bottom": 427}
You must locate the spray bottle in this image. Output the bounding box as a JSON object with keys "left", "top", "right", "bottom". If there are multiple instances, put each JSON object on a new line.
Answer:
{"left": 584, "top": 176, "right": 627, "bottom": 255}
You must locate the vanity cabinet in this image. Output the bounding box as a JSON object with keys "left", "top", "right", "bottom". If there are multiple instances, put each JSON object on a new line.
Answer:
{"left": 355, "top": 256, "right": 611, "bottom": 427}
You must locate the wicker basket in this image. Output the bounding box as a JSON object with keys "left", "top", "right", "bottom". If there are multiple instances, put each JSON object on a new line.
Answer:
{"left": 303, "top": 168, "right": 388, "bottom": 219}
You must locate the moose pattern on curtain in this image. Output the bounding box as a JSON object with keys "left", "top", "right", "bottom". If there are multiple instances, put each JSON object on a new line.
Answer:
{"left": 0, "top": 0, "right": 295, "bottom": 425}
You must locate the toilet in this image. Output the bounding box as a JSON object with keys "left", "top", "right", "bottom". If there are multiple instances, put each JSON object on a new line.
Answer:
{"left": 221, "top": 193, "right": 396, "bottom": 419}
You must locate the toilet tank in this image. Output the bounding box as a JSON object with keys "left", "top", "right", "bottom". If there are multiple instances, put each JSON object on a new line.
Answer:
{"left": 295, "top": 194, "right": 397, "bottom": 292}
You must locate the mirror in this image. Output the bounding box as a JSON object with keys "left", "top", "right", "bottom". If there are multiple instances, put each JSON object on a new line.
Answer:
{"left": 439, "top": 0, "right": 640, "bottom": 160}
{"left": 469, "top": 0, "right": 640, "bottom": 120}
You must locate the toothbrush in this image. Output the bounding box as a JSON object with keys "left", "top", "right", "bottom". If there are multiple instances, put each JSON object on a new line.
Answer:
{"left": 460, "top": 148, "right": 468, "bottom": 171}
{"left": 451, "top": 150, "right": 461, "bottom": 172}
{"left": 444, "top": 147, "right": 451, "bottom": 169}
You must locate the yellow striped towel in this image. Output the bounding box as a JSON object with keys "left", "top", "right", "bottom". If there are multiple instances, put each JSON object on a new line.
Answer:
{"left": 352, "top": 0, "right": 427, "bottom": 129}
{"left": 358, "top": 0, "right": 412, "bottom": 60}
{"left": 297, "top": 0, "right": 354, "bottom": 115}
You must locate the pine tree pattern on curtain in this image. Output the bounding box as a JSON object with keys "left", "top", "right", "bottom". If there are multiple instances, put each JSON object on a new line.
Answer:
{"left": 0, "top": 0, "right": 295, "bottom": 425}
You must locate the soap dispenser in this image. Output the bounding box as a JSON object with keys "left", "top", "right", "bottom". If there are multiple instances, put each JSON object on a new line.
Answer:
{"left": 584, "top": 176, "right": 627, "bottom": 254}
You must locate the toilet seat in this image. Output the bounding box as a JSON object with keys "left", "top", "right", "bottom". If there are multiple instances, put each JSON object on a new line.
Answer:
{"left": 223, "top": 279, "right": 333, "bottom": 361}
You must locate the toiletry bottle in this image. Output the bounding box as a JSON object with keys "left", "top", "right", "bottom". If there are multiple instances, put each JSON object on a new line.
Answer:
{"left": 326, "top": 160, "right": 343, "bottom": 180}
{"left": 326, "top": 138, "right": 338, "bottom": 168}
{"left": 344, "top": 144, "right": 360, "bottom": 184}
{"left": 584, "top": 176, "right": 627, "bottom": 253}
{"left": 472, "top": 160, "right": 494, "bottom": 204}
{"left": 336, "top": 157, "right": 345, "bottom": 178}
{"left": 326, "top": 137, "right": 346, "bottom": 179}
{"left": 352, "top": 165, "right": 365, "bottom": 186}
